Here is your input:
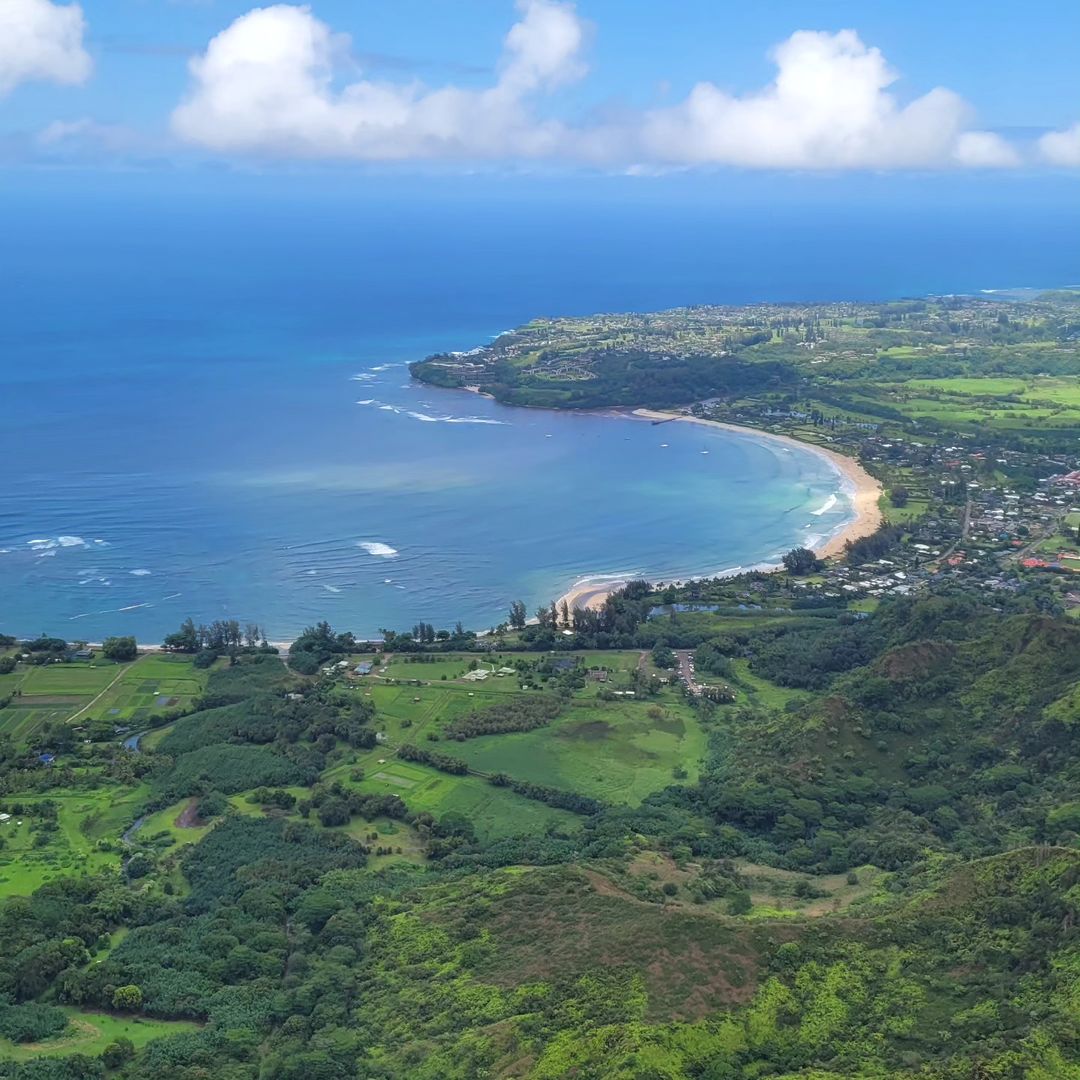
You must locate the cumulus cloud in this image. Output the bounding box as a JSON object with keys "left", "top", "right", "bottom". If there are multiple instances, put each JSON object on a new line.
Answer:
{"left": 636, "top": 30, "right": 1015, "bottom": 170}
{"left": 171, "top": 0, "right": 587, "bottom": 159}
{"left": 1039, "top": 122, "right": 1080, "bottom": 167}
{"left": 0, "top": 0, "right": 92, "bottom": 97}
{"left": 171, "top": 7, "right": 1017, "bottom": 170}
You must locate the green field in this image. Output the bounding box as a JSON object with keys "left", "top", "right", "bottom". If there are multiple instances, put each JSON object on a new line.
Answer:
{"left": 0, "top": 1007, "right": 198, "bottom": 1062}
{"left": 0, "top": 785, "right": 148, "bottom": 898}
{"left": 18, "top": 664, "right": 121, "bottom": 697}
{"left": 729, "top": 659, "right": 808, "bottom": 710}
{"left": 447, "top": 694, "right": 706, "bottom": 805}
{"left": 85, "top": 654, "right": 208, "bottom": 724}
{"left": 864, "top": 375, "right": 1080, "bottom": 435}
{"left": 367, "top": 681, "right": 539, "bottom": 735}
{"left": 136, "top": 796, "right": 216, "bottom": 849}
{"left": 339, "top": 757, "right": 580, "bottom": 839}
{"left": 0, "top": 652, "right": 209, "bottom": 745}
{"left": 378, "top": 653, "right": 524, "bottom": 691}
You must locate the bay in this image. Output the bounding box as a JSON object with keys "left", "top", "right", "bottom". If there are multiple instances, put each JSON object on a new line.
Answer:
{"left": 1, "top": 179, "right": 1075, "bottom": 640}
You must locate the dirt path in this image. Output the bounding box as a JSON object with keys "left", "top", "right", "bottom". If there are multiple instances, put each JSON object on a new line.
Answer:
{"left": 68, "top": 662, "right": 130, "bottom": 723}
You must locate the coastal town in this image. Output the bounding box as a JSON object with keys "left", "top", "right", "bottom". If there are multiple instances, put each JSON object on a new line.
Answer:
{"left": 415, "top": 292, "right": 1080, "bottom": 619}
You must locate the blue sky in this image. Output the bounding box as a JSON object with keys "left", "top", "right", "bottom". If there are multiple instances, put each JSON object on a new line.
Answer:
{"left": 2, "top": 0, "right": 1079, "bottom": 172}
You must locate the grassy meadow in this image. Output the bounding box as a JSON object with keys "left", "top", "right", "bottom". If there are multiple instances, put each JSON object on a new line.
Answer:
{"left": 447, "top": 695, "right": 706, "bottom": 805}
{"left": 0, "top": 1007, "right": 198, "bottom": 1062}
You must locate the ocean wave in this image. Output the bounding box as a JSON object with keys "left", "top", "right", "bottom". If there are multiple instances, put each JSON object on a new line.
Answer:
{"left": 369, "top": 363, "right": 395, "bottom": 372}
{"left": 356, "top": 399, "right": 376, "bottom": 406}
{"left": 26, "top": 535, "right": 89, "bottom": 551}
{"left": 322, "top": 584, "right": 342, "bottom": 593}
{"left": 811, "top": 494, "right": 839, "bottom": 516}
{"left": 359, "top": 541, "right": 398, "bottom": 558}
{"left": 129, "top": 569, "right": 152, "bottom": 576}
{"left": 117, "top": 603, "right": 151, "bottom": 612}
{"left": 405, "top": 410, "right": 507, "bottom": 425}
{"left": 351, "top": 373, "right": 377, "bottom": 381}
{"left": 378, "top": 404, "right": 400, "bottom": 413}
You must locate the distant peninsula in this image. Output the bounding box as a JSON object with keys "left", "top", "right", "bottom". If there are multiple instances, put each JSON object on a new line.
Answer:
{"left": 411, "top": 290, "right": 1080, "bottom": 423}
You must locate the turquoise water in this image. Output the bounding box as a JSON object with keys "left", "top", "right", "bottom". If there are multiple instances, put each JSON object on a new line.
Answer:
{"left": 1, "top": 183, "right": 1076, "bottom": 641}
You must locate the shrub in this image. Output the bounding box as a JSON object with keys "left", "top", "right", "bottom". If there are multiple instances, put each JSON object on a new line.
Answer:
{"left": 0, "top": 1002, "right": 69, "bottom": 1043}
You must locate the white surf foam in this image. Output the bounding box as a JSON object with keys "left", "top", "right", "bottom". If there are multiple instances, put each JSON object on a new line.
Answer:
{"left": 129, "top": 569, "right": 152, "bottom": 576}
{"left": 359, "top": 542, "right": 398, "bottom": 558}
{"left": 404, "top": 410, "right": 506, "bottom": 425}
{"left": 57, "top": 535, "right": 87, "bottom": 547}
{"left": 811, "top": 494, "right": 839, "bottom": 516}
{"left": 322, "top": 584, "right": 342, "bottom": 593}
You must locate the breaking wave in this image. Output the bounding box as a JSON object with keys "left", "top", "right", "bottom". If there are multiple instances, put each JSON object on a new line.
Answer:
{"left": 358, "top": 542, "right": 398, "bottom": 558}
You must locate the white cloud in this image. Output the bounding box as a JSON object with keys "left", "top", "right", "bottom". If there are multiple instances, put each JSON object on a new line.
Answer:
{"left": 0, "top": 0, "right": 92, "bottom": 97}
{"left": 171, "top": 0, "right": 587, "bottom": 159}
{"left": 635, "top": 30, "right": 1015, "bottom": 170}
{"left": 172, "top": 9, "right": 1018, "bottom": 171}
{"left": 1039, "top": 122, "right": 1080, "bottom": 167}
{"left": 36, "top": 117, "right": 138, "bottom": 151}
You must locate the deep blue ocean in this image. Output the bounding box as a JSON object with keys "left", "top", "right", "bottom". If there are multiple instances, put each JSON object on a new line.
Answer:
{"left": 1, "top": 175, "right": 1077, "bottom": 641}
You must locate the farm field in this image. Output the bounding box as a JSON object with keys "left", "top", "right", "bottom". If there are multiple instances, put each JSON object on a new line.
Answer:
{"left": 84, "top": 653, "right": 208, "bottom": 726}
{"left": 0, "top": 784, "right": 147, "bottom": 898}
{"left": 0, "top": 1007, "right": 199, "bottom": 1062}
{"left": 0, "top": 652, "right": 209, "bottom": 746}
{"left": 448, "top": 693, "right": 706, "bottom": 805}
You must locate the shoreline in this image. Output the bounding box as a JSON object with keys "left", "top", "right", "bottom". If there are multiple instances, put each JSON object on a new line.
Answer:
{"left": 555, "top": 408, "right": 883, "bottom": 614}
{"left": 82, "top": 402, "right": 882, "bottom": 645}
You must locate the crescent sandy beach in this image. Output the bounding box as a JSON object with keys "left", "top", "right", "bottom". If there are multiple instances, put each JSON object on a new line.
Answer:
{"left": 557, "top": 408, "right": 883, "bottom": 614}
